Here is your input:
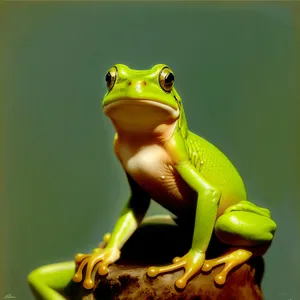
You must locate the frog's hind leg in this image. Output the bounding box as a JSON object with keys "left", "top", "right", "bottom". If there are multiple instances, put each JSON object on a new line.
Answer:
{"left": 203, "top": 200, "right": 277, "bottom": 285}
{"left": 28, "top": 261, "right": 76, "bottom": 300}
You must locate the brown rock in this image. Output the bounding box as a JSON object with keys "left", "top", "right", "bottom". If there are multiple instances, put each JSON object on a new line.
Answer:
{"left": 64, "top": 221, "right": 264, "bottom": 300}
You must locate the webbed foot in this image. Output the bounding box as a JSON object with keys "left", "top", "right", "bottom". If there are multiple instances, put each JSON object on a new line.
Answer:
{"left": 202, "top": 249, "right": 252, "bottom": 285}
{"left": 147, "top": 250, "right": 205, "bottom": 289}
{"left": 73, "top": 246, "right": 120, "bottom": 289}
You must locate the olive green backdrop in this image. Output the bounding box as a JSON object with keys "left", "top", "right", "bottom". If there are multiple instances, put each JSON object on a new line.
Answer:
{"left": 2, "top": 2, "right": 300, "bottom": 300}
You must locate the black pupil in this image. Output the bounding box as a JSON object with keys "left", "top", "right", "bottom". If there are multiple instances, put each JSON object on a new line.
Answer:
{"left": 106, "top": 72, "right": 111, "bottom": 83}
{"left": 165, "top": 73, "right": 174, "bottom": 84}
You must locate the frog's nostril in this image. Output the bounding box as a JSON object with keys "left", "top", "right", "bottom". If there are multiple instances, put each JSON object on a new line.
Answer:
{"left": 128, "top": 80, "right": 147, "bottom": 87}
{"left": 136, "top": 80, "right": 147, "bottom": 87}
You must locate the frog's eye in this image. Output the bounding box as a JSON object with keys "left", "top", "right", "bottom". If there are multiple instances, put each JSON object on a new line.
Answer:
{"left": 159, "top": 67, "right": 175, "bottom": 92}
{"left": 105, "top": 66, "right": 117, "bottom": 91}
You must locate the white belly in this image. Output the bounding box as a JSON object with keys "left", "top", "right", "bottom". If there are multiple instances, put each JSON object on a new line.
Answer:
{"left": 118, "top": 142, "right": 196, "bottom": 212}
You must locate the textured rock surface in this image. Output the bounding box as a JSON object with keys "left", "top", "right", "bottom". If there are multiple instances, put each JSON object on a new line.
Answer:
{"left": 65, "top": 222, "right": 264, "bottom": 300}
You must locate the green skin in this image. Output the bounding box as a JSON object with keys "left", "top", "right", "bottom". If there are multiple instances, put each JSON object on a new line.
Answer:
{"left": 28, "top": 64, "right": 277, "bottom": 299}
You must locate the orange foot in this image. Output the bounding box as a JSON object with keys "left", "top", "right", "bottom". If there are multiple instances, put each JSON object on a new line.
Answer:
{"left": 202, "top": 249, "right": 253, "bottom": 285}
{"left": 73, "top": 245, "right": 120, "bottom": 289}
{"left": 147, "top": 250, "right": 205, "bottom": 289}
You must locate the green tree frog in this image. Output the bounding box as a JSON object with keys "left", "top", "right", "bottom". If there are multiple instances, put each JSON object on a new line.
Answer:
{"left": 28, "top": 64, "right": 277, "bottom": 299}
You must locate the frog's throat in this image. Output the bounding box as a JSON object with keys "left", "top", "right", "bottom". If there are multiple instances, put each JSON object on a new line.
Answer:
{"left": 103, "top": 99, "right": 180, "bottom": 138}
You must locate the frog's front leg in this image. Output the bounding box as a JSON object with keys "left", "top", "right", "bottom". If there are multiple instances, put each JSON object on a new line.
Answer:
{"left": 148, "top": 161, "right": 221, "bottom": 289}
{"left": 73, "top": 174, "right": 151, "bottom": 289}
{"left": 202, "top": 200, "right": 277, "bottom": 285}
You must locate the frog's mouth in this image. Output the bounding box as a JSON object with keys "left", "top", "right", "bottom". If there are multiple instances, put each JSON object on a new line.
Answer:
{"left": 103, "top": 98, "right": 180, "bottom": 133}
{"left": 103, "top": 98, "right": 178, "bottom": 114}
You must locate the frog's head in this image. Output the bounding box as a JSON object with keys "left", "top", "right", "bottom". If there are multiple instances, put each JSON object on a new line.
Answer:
{"left": 102, "top": 64, "right": 185, "bottom": 136}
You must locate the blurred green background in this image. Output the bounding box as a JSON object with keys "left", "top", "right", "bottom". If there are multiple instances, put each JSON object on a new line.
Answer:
{"left": 2, "top": 2, "right": 300, "bottom": 300}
